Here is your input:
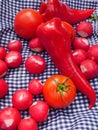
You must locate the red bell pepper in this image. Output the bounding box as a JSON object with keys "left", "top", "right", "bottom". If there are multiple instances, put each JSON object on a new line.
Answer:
{"left": 39, "top": 0, "right": 94, "bottom": 24}
{"left": 37, "top": 18, "right": 96, "bottom": 109}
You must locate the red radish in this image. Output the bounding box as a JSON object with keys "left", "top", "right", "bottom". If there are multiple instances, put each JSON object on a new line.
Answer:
{"left": 72, "top": 49, "right": 87, "bottom": 66}
{"left": 0, "top": 59, "right": 8, "bottom": 77}
{"left": 29, "top": 101, "right": 49, "bottom": 123}
{"left": 87, "top": 45, "right": 98, "bottom": 64}
{"left": 29, "top": 37, "right": 44, "bottom": 52}
{"left": 7, "top": 40, "right": 22, "bottom": 52}
{"left": 18, "top": 117, "right": 38, "bottom": 130}
{"left": 12, "top": 89, "right": 33, "bottom": 110}
{"left": 73, "top": 37, "right": 90, "bottom": 51}
{"left": 25, "top": 55, "right": 46, "bottom": 74}
{"left": 0, "top": 47, "right": 7, "bottom": 60}
{"left": 0, "top": 107, "right": 21, "bottom": 130}
{"left": 76, "top": 22, "right": 93, "bottom": 37}
{"left": 0, "top": 79, "right": 8, "bottom": 98}
{"left": 5, "top": 51, "right": 22, "bottom": 68}
{"left": 80, "top": 59, "right": 98, "bottom": 79}
{"left": 28, "top": 79, "right": 43, "bottom": 95}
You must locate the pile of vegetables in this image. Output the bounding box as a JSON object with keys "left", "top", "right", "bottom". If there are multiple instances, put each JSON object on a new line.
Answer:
{"left": 0, "top": 0, "right": 98, "bottom": 129}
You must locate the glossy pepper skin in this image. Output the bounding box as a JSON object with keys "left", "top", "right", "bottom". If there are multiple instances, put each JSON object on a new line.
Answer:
{"left": 39, "top": 0, "right": 94, "bottom": 24}
{"left": 37, "top": 18, "right": 96, "bottom": 109}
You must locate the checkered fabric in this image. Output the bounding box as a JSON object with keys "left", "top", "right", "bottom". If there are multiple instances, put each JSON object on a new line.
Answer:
{"left": 0, "top": 0, "right": 98, "bottom": 130}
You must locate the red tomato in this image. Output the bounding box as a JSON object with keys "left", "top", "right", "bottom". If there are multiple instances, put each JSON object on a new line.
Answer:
{"left": 0, "top": 107, "right": 21, "bottom": 130}
{"left": 61, "top": 21, "right": 76, "bottom": 42}
{"left": 43, "top": 75, "right": 76, "bottom": 108}
{"left": 5, "top": 51, "right": 22, "bottom": 68}
{"left": 29, "top": 101, "right": 49, "bottom": 123}
{"left": 0, "top": 79, "right": 8, "bottom": 98}
{"left": 28, "top": 79, "right": 43, "bottom": 95}
{"left": 18, "top": 117, "right": 38, "bottom": 130}
{"left": 12, "top": 89, "right": 33, "bottom": 110}
{"left": 14, "top": 9, "right": 43, "bottom": 39}
{"left": 25, "top": 55, "right": 46, "bottom": 74}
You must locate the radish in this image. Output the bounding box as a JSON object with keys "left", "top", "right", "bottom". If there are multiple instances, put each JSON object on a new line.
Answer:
{"left": 29, "top": 101, "right": 49, "bottom": 123}
{"left": 25, "top": 55, "right": 46, "bottom": 74}
{"left": 73, "top": 37, "right": 90, "bottom": 51}
{"left": 0, "top": 79, "right": 8, "bottom": 98}
{"left": 12, "top": 89, "right": 33, "bottom": 110}
{"left": 28, "top": 79, "right": 43, "bottom": 95}
{"left": 0, "top": 60, "right": 8, "bottom": 77}
{"left": 87, "top": 45, "right": 98, "bottom": 64}
{"left": 76, "top": 22, "right": 93, "bottom": 37}
{"left": 29, "top": 37, "right": 44, "bottom": 52}
{"left": 80, "top": 59, "right": 98, "bottom": 79}
{"left": 5, "top": 51, "right": 22, "bottom": 68}
{"left": 0, "top": 47, "right": 7, "bottom": 60}
{"left": 0, "top": 107, "right": 21, "bottom": 130}
{"left": 7, "top": 40, "right": 22, "bottom": 52}
{"left": 18, "top": 117, "right": 38, "bottom": 130}
{"left": 72, "top": 49, "right": 87, "bottom": 66}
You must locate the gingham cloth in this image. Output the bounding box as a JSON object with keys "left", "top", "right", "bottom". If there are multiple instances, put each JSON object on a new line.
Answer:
{"left": 0, "top": 0, "right": 98, "bottom": 130}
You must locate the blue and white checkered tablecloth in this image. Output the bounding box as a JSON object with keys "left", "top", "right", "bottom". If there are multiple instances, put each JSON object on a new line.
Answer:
{"left": 0, "top": 0, "right": 98, "bottom": 130}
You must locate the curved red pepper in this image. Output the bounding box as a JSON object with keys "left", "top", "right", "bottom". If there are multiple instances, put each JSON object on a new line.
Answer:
{"left": 39, "top": 0, "right": 94, "bottom": 24}
{"left": 37, "top": 18, "right": 96, "bottom": 109}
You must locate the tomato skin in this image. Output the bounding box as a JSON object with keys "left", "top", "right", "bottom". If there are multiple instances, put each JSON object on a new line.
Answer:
{"left": 0, "top": 79, "right": 8, "bottom": 98}
{"left": 0, "top": 107, "right": 21, "bottom": 130}
{"left": 12, "top": 89, "right": 33, "bottom": 110}
{"left": 14, "top": 9, "right": 43, "bottom": 39}
{"left": 18, "top": 117, "right": 38, "bottom": 130}
{"left": 43, "top": 75, "right": 76, "bottom": 108}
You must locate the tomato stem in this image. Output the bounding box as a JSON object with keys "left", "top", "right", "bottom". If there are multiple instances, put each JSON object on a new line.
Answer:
{"left": 53, "top": 78, "right": 70, "bottom": 96}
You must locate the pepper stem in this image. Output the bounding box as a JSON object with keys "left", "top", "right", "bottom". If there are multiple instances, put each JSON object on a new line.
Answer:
{"left": 90, "top": 15, "right": 98, "bottom": 21}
